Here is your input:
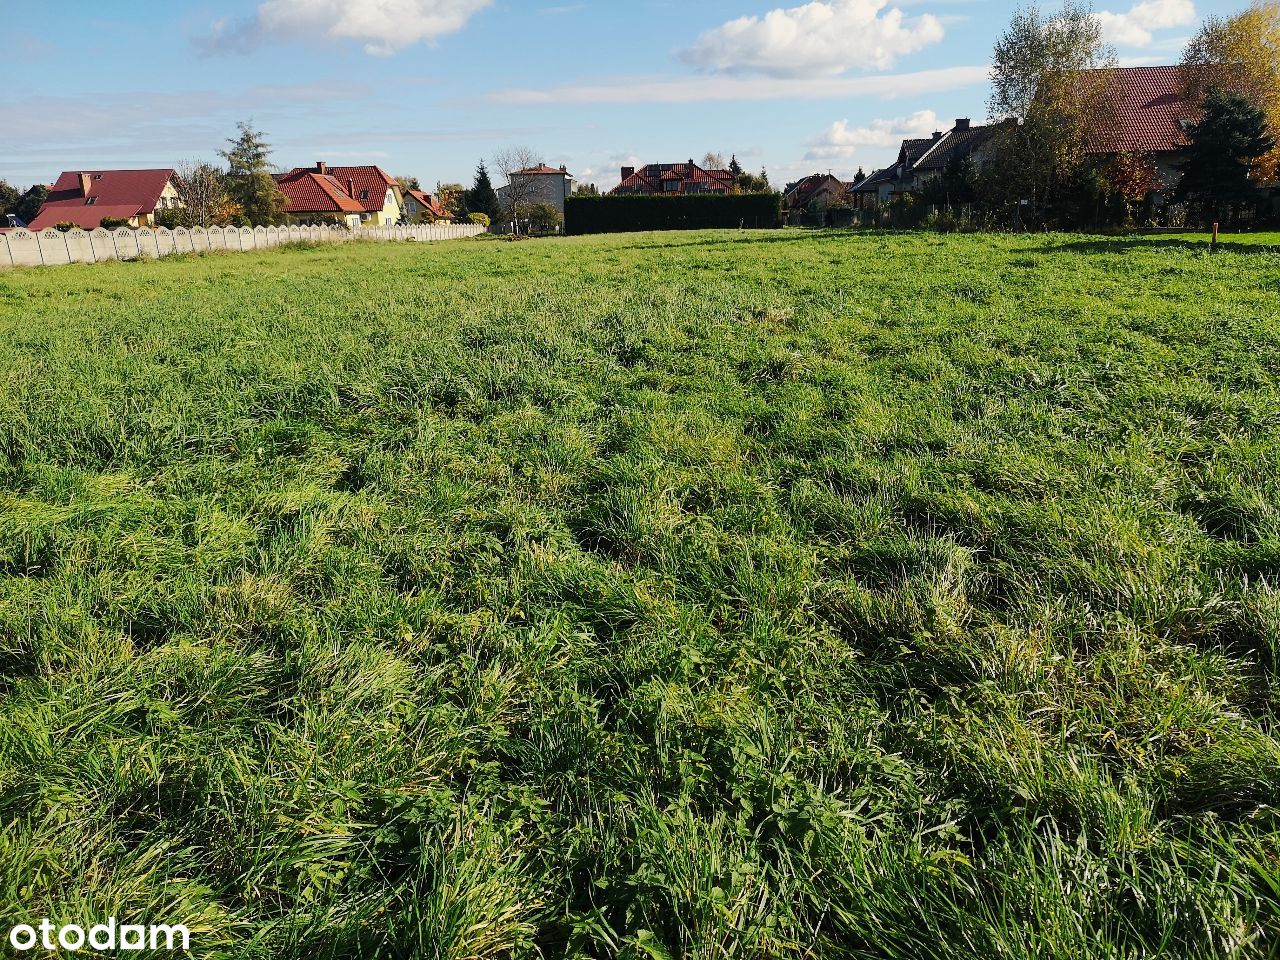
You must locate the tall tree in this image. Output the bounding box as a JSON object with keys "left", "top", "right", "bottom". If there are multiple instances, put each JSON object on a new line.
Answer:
{"left": 397, "top": 175, "right": 422, "bottom": 191}
{"left": 1181, "top": 1, "right": 1280, "bottom": 180}
{"left": 984, "top": 1, "right": 1117, "bottom": 224}
{"left": 219, "top": 122, "right": 286, "bottom": 226}
{"left": 465, "top": 162, "right": 502, "bottom": 223}
{"left": 1174, "top": 87, "right": 1274, "bottom": 226}
{"left": 13, "top": 185, "right": 47, "bottom": 226}
{"left": 0, "top": 179, "right": 20, "bottom": 218}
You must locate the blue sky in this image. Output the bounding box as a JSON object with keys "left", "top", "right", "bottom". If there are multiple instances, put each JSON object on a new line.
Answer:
{"left": 3, "top": 0, "right": 1241, "bottom": 191}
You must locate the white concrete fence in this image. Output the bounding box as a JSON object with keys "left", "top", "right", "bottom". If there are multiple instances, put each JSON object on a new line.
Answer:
{"left": 0, "top": 223, "right": 487, "bottom": 269}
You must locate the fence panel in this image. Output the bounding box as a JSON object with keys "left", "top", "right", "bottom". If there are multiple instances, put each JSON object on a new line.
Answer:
{"left": 64, "top": 230, "right": 95, "bottom": 263}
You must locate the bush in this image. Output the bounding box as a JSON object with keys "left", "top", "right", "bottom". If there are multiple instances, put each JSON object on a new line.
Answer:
{"left": 53, "top": 221, "right": 77, "bottom": 233}
{"left": 467, "top": 212, "right": 491, "bottom": 228}
{"left": 98, "top": 217, "right": 129, "bottom": 230}
{"left": 565, "top": 193, "right": 783, "bottom": 235}
{"left": 154, "top": 208, "right": 184, "bottom": 230}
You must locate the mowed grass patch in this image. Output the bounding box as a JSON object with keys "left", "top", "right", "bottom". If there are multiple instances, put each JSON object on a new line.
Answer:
{"left": 1, "top": 230, "right": 1279, "bottom": 958}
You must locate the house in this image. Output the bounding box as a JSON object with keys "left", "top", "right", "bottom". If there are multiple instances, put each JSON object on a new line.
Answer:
{"left": 280, "top": 163, "right": 405, "bottom": 226}
{"left": 274, "top": 167, "right": 366, "bottom": 228}
{"left": 28, "top": 169, "right": 181, "bottom": 230}
{"left": 783, "top": 173, "right": 850, "bottom": 223}
{"left": 496, "top": 164, "right": 575, "bottom": 219}
{"left": 851, "top": 166, "right": 898, "bottom": 207}
{"left": 854, "top": 119, "right": 1003, "bottom": 205}
{"left": 402, "top": 187, "right": 450, "bottom": 223}
{"left": 1083, "top": 65, "right": 1197, "bottom": 197}
{"left": 610, "top": 161, "right": 735, "bottom": 196}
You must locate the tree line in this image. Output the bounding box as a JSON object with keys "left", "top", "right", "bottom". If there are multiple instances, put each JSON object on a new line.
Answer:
{"left": 900, "top": 0, "right": 1278, "bottom": 230}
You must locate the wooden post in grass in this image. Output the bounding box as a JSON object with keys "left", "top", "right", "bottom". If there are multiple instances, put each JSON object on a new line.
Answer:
{"left": 1211, "top": 222, "right": 1219, "bottom": 253}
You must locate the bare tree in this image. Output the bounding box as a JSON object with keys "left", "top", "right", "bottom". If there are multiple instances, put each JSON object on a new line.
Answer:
{"left": 703, "top": 152, "right": 727, "bottom": 170}
{"left": 175, "top": 160, "right": 233, "bottom": 228}
{"left": 493, "top": 145, "right": 542, "bottom": 234}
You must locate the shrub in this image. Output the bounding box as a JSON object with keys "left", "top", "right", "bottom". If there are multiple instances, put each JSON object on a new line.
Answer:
{"left": 467, "top": 212, "right": 491, "bottom": 228}
{"left": 98, "top": 217, "right": 129, "bottom": 230}
{"left": 154, "top": 208, "right": 184, "bottom": 230}
{"left": 53, "top": 221, "right": 77, "bottom": 232}
{"left": 565, "top": 193, "right": 783, "bottom": 235}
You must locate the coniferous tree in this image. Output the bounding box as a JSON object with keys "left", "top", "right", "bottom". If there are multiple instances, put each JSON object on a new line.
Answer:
{"left": 466, "top": 162, "right": 502, "bottom": 223}
{"left": 1175, "top": 87, "right": 1274, "bottom": 226}
{"left": 219, "top": 122, "right": 286, "bottom": 226}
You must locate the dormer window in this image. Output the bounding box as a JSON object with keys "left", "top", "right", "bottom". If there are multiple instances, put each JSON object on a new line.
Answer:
{"left": 86, "top": 197, "right": 97, "bottom": 205}
{"left": 359, "top": 189, "right": 369, "bottom": 200}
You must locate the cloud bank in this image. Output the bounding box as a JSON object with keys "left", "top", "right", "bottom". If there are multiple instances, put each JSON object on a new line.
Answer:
{"left": 1095, "top": 0, "right": 1195, "bottom": 48}
{"left": 199, "top": 0, "right": 492, "bottom": 56}
{"left": 805, "top": 110, "right": 941, "bottom": 160}
{"left": 679, "top": 0, "right": 945, "bottom": 78}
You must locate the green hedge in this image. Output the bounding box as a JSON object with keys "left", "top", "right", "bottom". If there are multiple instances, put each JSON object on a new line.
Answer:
{"left": 565, "top": 193, "right": 783, "bottom": 235}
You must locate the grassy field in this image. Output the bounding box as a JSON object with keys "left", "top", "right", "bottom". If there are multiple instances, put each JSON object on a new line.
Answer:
{"left": 1, "top": 230, "right": 1278, "bottom": 959}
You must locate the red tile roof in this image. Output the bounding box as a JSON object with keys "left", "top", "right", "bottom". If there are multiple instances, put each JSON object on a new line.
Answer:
{"left": 29, "top": 169, "right": 176, "bottom": 230}
{"left": 284, "top": 164, "right": 400, "bottom": 212}
{"left": 404, "top": 188, "right": 449, "bottom": 220}
{"left": 611, "top": 161, "right": 734, "bottom": 195}
{"left": 1086, "top": 65, "right": 1195, "bottom": 155}
{"left": 274, "top": 171, "right": 366, "bottom": 214}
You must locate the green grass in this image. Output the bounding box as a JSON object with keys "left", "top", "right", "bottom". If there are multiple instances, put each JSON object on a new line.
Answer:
{"left": 1, "top": 230, "right": 1278, "bottom": 958}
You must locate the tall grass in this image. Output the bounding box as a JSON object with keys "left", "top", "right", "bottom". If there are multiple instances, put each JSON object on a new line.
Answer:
{"left": 0, "top": 231, "right": 1278, "bottom": 958}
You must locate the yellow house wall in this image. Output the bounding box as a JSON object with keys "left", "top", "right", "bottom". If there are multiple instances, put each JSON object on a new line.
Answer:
{"left": 358, "top": 187, "right": 403, "bottom": 227}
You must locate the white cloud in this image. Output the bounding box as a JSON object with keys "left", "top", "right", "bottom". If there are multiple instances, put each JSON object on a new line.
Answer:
{"left": 478, "top": 64, "right": 988, "bottom": 105}
{"left": 199, "top": 0, "right": 492, "bottom": 56}
{"left": 805, "top": 109, "right": 941, "bottom": 160}
{"left": 1094, "top": 0, "right": 1195, "bottom": 48}
{"left": 679, "top": 0, "right": 945, "bottom": 78}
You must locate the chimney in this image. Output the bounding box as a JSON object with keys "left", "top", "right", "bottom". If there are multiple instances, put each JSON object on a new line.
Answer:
{"left": 316, "top": 161, "right": 328, "bottom": 175}
{"left": 621, "top": 166, "right": 635, "bottom": 180}
{"left": 954, "top": 118, "right": 971, "bottom": 131}
{"left": 78, "top": 173, "right": 92, "bottom": 197}
{"left": 348, "top": 178, "right": 355, "bottom": 198}
{"left": 932, "top": 131, "right": 943, "bottom": 140}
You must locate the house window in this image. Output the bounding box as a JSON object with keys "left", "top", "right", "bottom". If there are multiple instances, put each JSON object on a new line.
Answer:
{"left": 86, "top": 197, "right": 97, "bottom": 206}
{"left": 663, "top": 180, "right": 680, "bottom": 192}
{"left": 360, "top": 189, "right": 369, "bottom": 201}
